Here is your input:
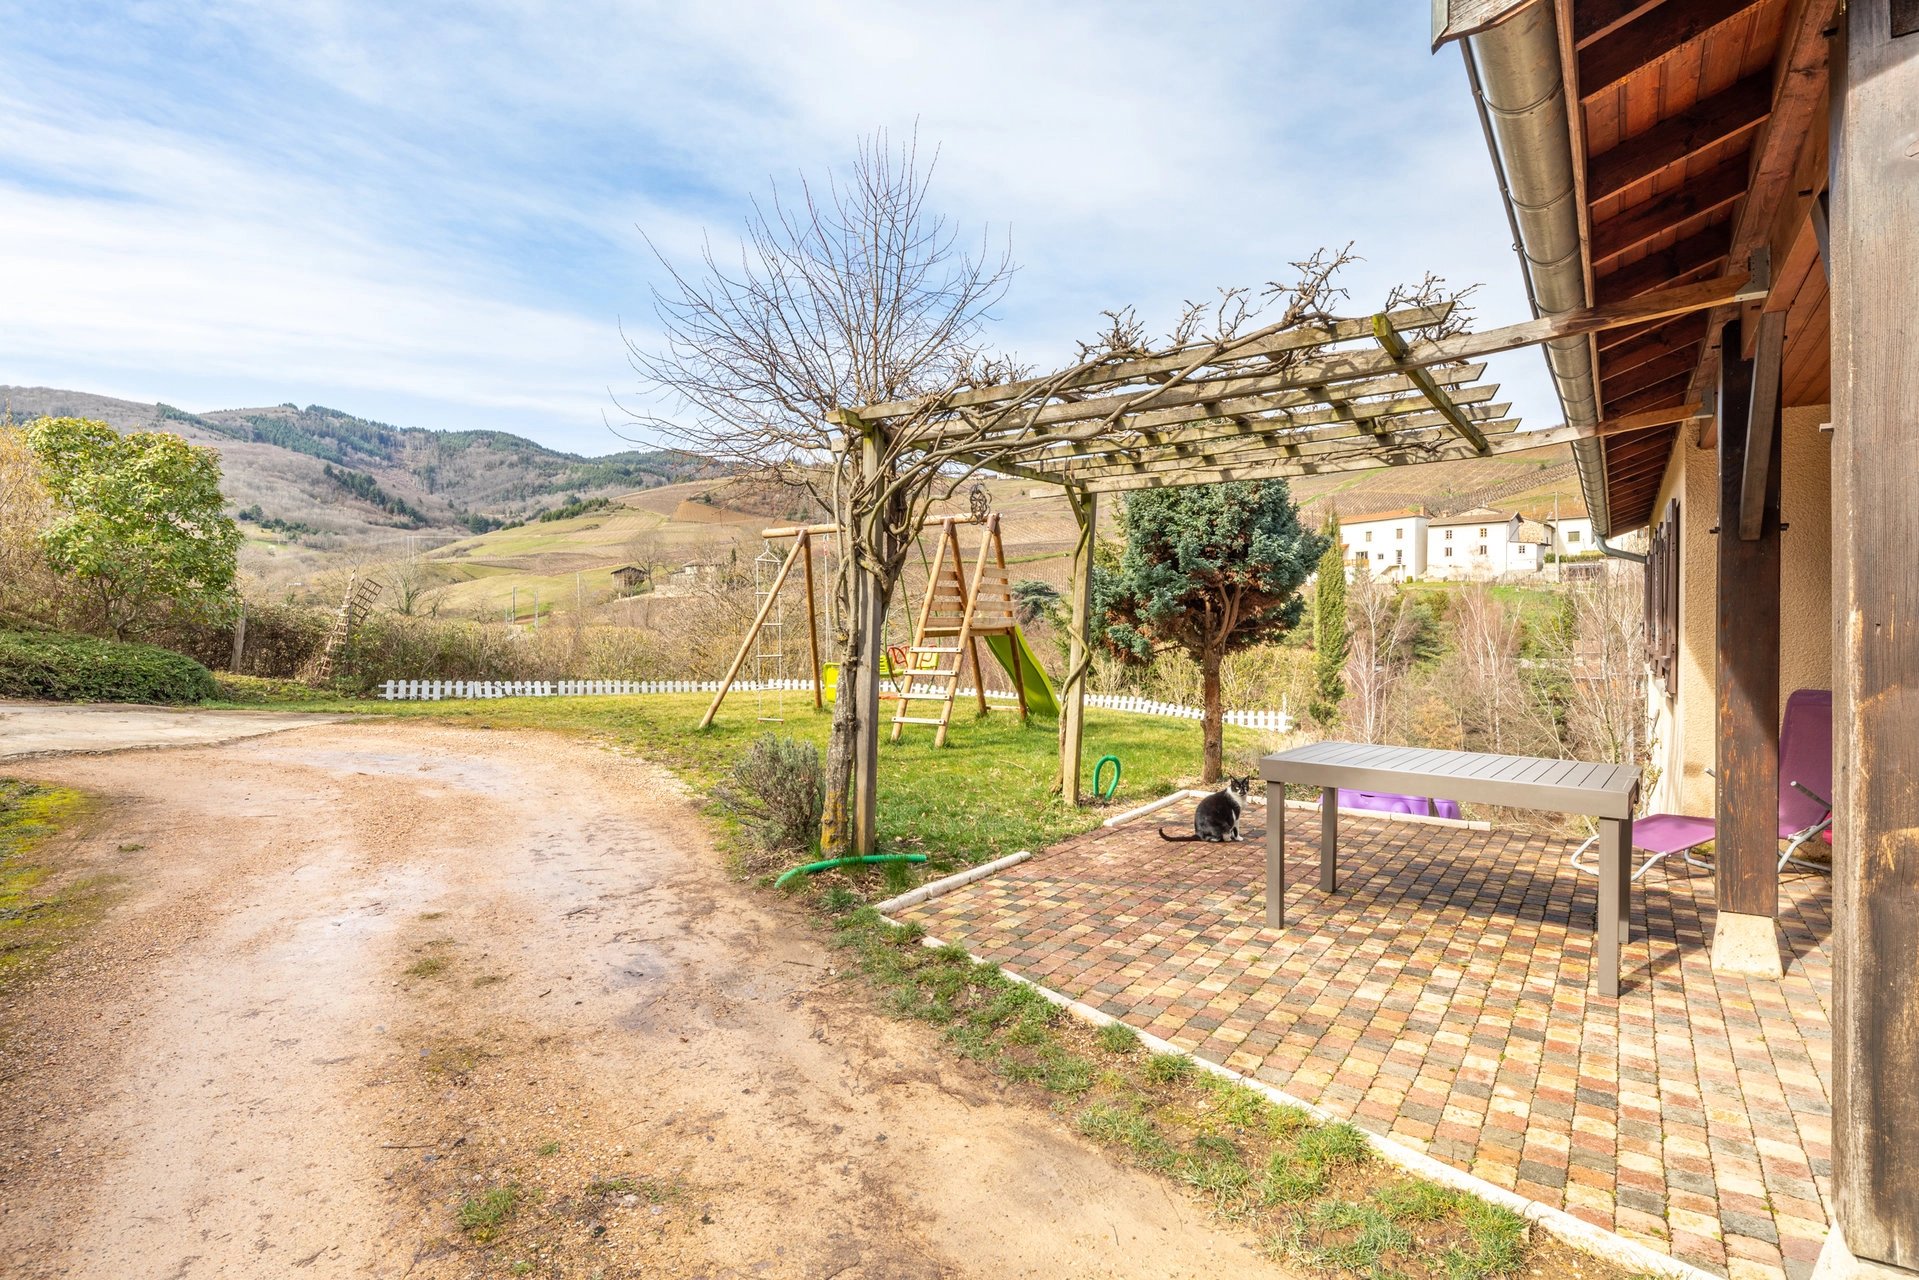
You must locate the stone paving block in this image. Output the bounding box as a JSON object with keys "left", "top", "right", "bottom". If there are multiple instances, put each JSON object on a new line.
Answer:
{"left": 904, "top": 800, "right": 1834, "bottom": 1279}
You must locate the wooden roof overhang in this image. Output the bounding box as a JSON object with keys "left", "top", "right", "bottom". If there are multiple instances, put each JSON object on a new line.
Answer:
{"left": 1567, "top": 0, "right": 1836, "bottom": 530}
{"left": 839, "top": 275, "right": 1762, "bottom": 497}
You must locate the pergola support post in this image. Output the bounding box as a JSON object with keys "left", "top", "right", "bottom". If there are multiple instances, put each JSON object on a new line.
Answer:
{"left": 1058, "top": 488, "right": 1097, "bottom": 802}
{"left": 1710, "top": 313, "right": 1784, "bottom": 979}
{"left": 1827, "top": 3, "right": 1919, "bottom": 1270}
{"left": 850, "top": 428, "right": 887, "bottom": 858}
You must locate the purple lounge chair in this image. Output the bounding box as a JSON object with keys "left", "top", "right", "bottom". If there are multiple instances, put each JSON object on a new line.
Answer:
{"left": 1337, "top": 789, "right": 1462, "bottom": 820}
{"left": 1568, "top": 688, "right": 1833, "bottom": 881}
{"left": 1777, "top": 689, "right": 1833, "bottom": 871}
{"left": 1570, "top": 813, "right": 1717, "bottom": 881}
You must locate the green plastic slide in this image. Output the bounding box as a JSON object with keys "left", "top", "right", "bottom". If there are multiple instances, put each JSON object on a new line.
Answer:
{"left": 822, "top": 632, "right": 1056, "bottom": 717}
{"left": 984, "top": 630, "right": 1059, "bottom": 717}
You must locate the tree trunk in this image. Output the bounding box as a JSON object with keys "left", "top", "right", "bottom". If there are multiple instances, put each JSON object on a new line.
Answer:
{"left": 1200, "top": 645, "right": 1224, "bottom": 785}
{"left": 820, "top": 676, "right": 858, "bottom": 857}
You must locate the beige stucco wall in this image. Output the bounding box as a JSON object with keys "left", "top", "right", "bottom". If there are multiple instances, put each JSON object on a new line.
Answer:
{"left": 1644, "top": 404, "right": 1832, "bottom": 817}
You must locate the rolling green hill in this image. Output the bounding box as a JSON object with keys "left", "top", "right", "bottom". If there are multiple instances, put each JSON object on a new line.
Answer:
{"left": 1, "top": 386, "right": 724, "bottom": 579}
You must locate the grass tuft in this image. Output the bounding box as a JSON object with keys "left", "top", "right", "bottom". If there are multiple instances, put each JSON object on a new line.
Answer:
{"left": 457, "top": 1184, "right": 522, "bottom": 1242}
{"left": 1094, "top": 1021, "right": 1141, "bottom": 1055}
{"left": 1143, "top": 1052, "right": 1195, "bottom": 1085}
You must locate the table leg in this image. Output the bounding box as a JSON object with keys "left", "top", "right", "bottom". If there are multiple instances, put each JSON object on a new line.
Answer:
{"left": 1265, "top": 783, "right": 1285, "bottom": 928}
{"left": 1597, "top": 815, "right": 1630, "bottom": 998}
{"left": 1320, "top": 786, "right": 1338, "bottom": 892}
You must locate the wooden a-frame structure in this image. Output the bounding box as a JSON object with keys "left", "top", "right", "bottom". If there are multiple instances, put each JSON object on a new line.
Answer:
{"left": 889, "top": 512, "right": 1029, "bottom": 746}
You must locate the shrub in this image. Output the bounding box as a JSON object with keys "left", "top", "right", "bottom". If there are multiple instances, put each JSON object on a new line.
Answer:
{"left": 716, "top": 733, "right": 824, "bottom": 858}
{"left": 0, "top": 630, "right": 217, "bottom": 704}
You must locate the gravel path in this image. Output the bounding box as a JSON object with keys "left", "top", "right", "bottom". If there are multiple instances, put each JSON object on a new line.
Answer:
{"left": 0, "top": 713, "right": 1286, "bottom": 1279}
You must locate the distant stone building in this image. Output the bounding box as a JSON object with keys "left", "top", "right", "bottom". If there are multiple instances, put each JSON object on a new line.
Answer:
{"left": 610, "top": 564, "right": 651, "bottom": 596}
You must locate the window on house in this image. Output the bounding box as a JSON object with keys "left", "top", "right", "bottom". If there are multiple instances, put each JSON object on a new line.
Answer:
{"left": 1444, "top": 529, "right": 1453, "bottom": 540}
{"left": 1394, "top": 528, "right": 1403, "bottom": 539}
{"left": 1478, "top": 527, "right": 1487, "bottom": 537}
{"left": 1568, "top": 530, "right": 1582, "bottom": 544}
{"left": 1444, "top": 547, "right": 1453, "bottom": 557}
{"left": 1477, "top": 545, "right": 1488, "bottom": 556}
{"left": 1395, "top": 550, "right": 1403, "bottom": 565}
{"left": 1364, "top": 530, "right": 1373, "bottom": 542}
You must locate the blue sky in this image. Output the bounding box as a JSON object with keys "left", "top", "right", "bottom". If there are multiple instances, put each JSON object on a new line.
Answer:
{"left": 0, "top": 1, "right": 1553, "bottom": 457}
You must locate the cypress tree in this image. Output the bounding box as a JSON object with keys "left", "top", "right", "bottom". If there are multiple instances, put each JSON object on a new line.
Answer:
{"left": 1309, "top": 513, "right": 1349, "bottom": 727}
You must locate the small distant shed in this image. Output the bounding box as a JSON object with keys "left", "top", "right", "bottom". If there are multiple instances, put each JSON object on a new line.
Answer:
{"left": 610, "top": 564, "right": 650, "bottom": 595}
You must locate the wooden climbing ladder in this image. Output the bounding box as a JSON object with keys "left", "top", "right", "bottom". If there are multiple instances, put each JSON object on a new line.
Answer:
{"left": 889, "top": 513, "right": 1030, "bottom": 746}
{"left": 311, "top": 573, "right": 382, "bottom": 685}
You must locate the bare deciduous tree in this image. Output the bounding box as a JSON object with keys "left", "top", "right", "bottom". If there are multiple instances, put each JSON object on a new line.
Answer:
{"left": 1564, "top": 562, "right": 1647, "bottom": 765}
{"left": 629, "top": 134, "right": 1472, "bottom": 852}
{"left": 1342, "top": 564, "right": 1415, "bottom": 743}
{"left": 1442, "top": 582, "right": 1526, "bottom": 753}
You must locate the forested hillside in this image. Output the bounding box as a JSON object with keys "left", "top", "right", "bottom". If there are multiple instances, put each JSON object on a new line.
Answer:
{"left": 1, "top": 386, "right": 720, "bottom": 545}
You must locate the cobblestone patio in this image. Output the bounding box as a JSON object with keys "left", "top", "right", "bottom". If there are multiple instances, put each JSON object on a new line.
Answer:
{"left": 900, "top": 798, "right": 1835, "bottom": 1279}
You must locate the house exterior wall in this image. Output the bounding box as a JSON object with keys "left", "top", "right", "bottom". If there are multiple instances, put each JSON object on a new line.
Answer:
{"left": 1425, "top": 516, "right": 1517, "bottom": 579}
{"left": 1339, "top": 514, "right": 1427, "bottom": 579}
{"left": 1644, "top": 404, "right": 1833, "bottom": 818}
{"left": 1554, "top": 517, "right": 1595, "bottom": 555}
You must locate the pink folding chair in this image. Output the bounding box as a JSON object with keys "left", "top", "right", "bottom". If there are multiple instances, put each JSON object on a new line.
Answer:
{"left": 1572, "top": 688, "right": 1833, "bottom": 882}
{"left": 1570, "top": 813, "right": 1717, "bottom": 881}
{"left": 1777, "top": 689, "right": 1833, "bottom": 871}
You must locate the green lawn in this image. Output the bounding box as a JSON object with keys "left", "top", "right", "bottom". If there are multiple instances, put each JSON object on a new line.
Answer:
{"left": 210, "top": 687, "right": 1270, "bottom": 873}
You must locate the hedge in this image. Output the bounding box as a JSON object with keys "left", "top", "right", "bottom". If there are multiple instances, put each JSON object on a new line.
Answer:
{"left": 0, "top": 631, "right": 218, "bottom": 704}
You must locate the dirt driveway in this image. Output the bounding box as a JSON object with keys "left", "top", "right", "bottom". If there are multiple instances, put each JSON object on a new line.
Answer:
{"left": 0, "top": 713, "right": 1285, "bottom": 1279}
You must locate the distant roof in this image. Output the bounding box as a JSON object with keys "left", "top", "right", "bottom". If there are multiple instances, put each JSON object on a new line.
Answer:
{"left": 610, "top": 564, "right": 649, "bottom": 575}
{"left": 1428, "top": 506, "right": 1512, "bottom": 527}
{"left": 1339, "top": 507, "right": 1428, "bottom": 524}
{"left": 1511, "top": 519, "right": 1554, "bottom": 544}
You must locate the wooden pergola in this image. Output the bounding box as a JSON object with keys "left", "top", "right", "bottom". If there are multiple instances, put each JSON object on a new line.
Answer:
{"left": 829, "top": 270, "right": 1764, "bottom": 841}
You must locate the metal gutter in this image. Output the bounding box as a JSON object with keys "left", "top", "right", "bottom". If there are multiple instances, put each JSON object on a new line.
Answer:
{"left": 1452, "top": 6, "right": 1617, "bottom": 535}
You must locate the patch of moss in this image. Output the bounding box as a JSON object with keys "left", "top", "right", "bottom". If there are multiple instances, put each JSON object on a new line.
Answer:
{"left": 0, "top": 779, "right": 95, "bottom": 991}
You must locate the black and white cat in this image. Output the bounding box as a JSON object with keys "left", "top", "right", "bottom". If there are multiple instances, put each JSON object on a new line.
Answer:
{"left": 1160, "top": 777, "right": 1252, "bottom": 843}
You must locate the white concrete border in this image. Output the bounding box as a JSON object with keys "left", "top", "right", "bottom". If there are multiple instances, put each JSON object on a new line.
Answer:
{"left": 879, "top": 913, "right": 1719, "bottom": 1280}
{"left": 1101, "top": 789, "right": 1210, "bottom": 828}
{"left": 871, "top": 851, "right": 1032, "bottom": 915}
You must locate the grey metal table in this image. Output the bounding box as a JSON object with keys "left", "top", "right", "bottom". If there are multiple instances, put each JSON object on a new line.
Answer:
{"left": 1258, "top": 741, "right": 1642, "bottom": 997}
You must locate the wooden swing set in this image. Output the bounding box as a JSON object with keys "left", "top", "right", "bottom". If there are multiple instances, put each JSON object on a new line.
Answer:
{"left": 698, "top": 511, "right": 1037, "bottom": 744}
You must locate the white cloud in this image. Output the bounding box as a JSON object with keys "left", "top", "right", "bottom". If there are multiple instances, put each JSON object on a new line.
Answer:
{"left": 0, "top": 1, "right": 1557, "bottom": 453}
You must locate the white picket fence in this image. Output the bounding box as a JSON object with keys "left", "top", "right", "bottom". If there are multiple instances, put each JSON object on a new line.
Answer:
{"left": 1084, "top": 693, "right": 1295, "bottom": 733}
{"left": 376, "top": 678, "right": 1293, "bottom": 732}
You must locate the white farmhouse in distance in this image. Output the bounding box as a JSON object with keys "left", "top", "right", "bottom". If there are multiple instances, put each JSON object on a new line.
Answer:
{"left": 1424, "top": 506, "right": 1530, "bottom": 579}
{"left": 1335, "top": 508, "right": 1427, "bottom": 580}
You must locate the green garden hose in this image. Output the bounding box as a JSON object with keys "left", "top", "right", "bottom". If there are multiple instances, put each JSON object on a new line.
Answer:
{"left": 1093, "top": 754, "right": 1122, "bottom": 801}
{"left": 774, "top": 853, "right": 928, "bottom": 889}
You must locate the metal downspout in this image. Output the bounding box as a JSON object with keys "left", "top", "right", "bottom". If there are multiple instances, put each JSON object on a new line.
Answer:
{"left": 1596, "top": 534, "right": 1647, "bottom": 565}
{"left": 1459, "top": 5, "right": 1614, "bottom": 534}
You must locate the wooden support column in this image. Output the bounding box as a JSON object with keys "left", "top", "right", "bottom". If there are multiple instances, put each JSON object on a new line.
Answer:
{"left": 1711, "top": 314, "right": 1784, "bottom": 976}
{"left": 1829, "top": 3, "right": 1919, "bottom": 1268}
{"left": 1058, "top": 488, "right": 1096, "bottom": 802}
{"left": 850, "top": 428, "right": 887, "bottom": 857}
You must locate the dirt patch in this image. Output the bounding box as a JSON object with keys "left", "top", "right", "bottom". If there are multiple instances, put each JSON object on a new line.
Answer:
{"left": 0, "top": 699, "right": 342, "bottom": 760}
{"left": 0, "top": 720, "right": 1287, "bottom": 1278}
